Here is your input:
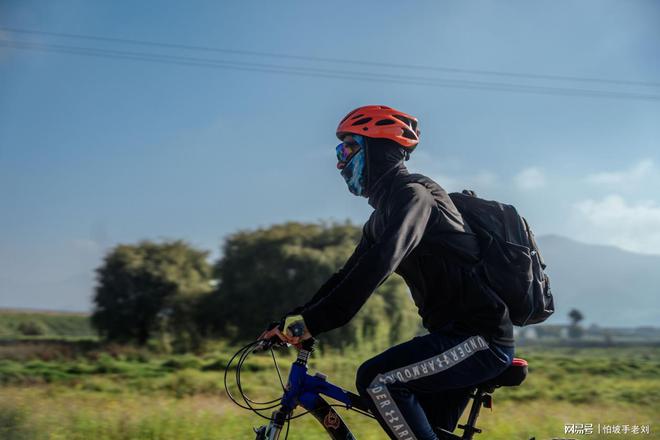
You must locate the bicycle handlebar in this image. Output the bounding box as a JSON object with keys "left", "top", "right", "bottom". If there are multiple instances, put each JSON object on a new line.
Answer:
{"left": 253, "top": 336, "right": 286, "bottom": 352}
{"left": 253, "top": 336, "right": 316, "bottom": 354}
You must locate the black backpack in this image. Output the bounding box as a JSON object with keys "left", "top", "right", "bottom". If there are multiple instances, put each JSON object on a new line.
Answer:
{"left": 448, "top": 190, "right": 555, "bottom": 326}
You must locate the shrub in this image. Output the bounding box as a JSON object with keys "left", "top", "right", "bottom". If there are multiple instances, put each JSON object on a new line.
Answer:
{"left": 161, "top": 355, "right": 202, "bottom": 371}
{"left": 17, "top": 320, "right": 47, "bottom": 336}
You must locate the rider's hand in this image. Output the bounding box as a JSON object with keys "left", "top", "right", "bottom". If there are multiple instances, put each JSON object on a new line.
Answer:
{"left": 282, "top": 314, "right": 312, "bottom": 348}
{"left": 258, "top": 322, "right": 286, "bottom": 343}
{"left": 257, "top": 316, "right": 312, "bottom": 348}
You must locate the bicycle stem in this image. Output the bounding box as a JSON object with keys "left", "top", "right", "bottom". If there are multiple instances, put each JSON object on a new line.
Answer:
{"left": 294, "top": 338, "right": 316, "bottom": 366}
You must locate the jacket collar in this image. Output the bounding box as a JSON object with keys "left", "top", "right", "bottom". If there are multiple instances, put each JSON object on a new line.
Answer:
{"left": 367, "top": 163, "right": 410, "bottom": 209}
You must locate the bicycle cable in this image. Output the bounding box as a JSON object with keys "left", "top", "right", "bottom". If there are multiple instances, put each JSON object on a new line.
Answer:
{"left": 270, "top": 347, "right": 286, "bottom": 390}
{"left": 236, "top": 343, "right": 282, "bottom": 412}
{"left": 224, "top": 341, "right": 281, "bottom": 417}
{"left": 235, "top": 343, "right": 283, "bottom": 416}
{"left": 225, "top": 340, "right": 378, "bottom": 425}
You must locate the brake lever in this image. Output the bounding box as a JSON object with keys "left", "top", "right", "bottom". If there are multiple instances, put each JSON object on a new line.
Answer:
{"left": 253, "top": 336, "right": 287, "bottom": 353}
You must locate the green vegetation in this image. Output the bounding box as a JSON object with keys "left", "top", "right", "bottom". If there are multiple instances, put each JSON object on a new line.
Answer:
{"left": 0, "top": 343, "right": 658, "bottom": 439}
{"left": 92, "top": 240, "right": 213, "bottom": 349}
{"left": 3, "top": 220, "right": 659, "bottom": 438}
{"left": 86, "top": 223, "right": 421, "bottom": 353}
{"left": 1, "top": 345, "right": 658, "bottom": 406}
{"left": 0, "top": 310, "right": 94, "bottom": 339}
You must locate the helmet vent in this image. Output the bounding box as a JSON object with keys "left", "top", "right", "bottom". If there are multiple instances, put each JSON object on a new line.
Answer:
{"left": 401, "top": 128, "right": 418, "bottom": 140}
{"left": 350, "top": 114, "right": 365, "bottom": 120}
{"left": 340, "top": 110, "right": 358, "bottom": 124}
{"left": 392, "top": 114, "right": 412, "bottom": 127}
{"left": 375, "top": 119, "right": 396, "bottom": 126}
{"left": 351, "top": 117, "right": 372, "bottom": 126}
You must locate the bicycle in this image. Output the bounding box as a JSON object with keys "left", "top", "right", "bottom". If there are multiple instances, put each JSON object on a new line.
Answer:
{"left": 225, "top": 337, "right": 531, "bottom": 440}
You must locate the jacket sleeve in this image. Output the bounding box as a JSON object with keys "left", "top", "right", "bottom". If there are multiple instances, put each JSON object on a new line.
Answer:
{"left": 302, "top": 184, "right": 434, "bottom": 336}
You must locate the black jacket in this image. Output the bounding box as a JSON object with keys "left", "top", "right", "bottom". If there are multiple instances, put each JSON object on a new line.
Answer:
{"left": 299, "top": 139, "right": 514, "bottom": 347}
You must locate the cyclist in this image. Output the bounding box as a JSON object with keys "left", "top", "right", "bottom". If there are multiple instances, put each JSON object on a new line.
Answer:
{"left": 260, "top": 105, "right": 515, "bottom": 440}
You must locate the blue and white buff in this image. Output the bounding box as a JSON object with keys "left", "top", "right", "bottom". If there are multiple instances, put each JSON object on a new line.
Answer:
{"left": 340, "top": 135, "right": 366, "bottom": 196}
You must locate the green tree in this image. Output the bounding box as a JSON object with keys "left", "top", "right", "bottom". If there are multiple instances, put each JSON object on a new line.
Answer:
{"left": 92, "top": 240, "right": 212, "bottom": 347}
{"left": 568, "top": 308, "right": 585, "bottom": 339}
{"left": 205, "top": 221, "right": 420, "bottom": 350}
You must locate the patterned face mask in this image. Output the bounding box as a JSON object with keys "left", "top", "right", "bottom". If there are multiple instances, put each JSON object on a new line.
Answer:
{"left": 340, "top": 135, "right": 366, "bottom": 197}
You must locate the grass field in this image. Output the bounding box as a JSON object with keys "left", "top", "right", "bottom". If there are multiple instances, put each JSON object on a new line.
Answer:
{"left": 0, "top": 309, "right": 94, "bottom": 339}
{"left": 1, "top": 342, "right": 659, "bottom": 439}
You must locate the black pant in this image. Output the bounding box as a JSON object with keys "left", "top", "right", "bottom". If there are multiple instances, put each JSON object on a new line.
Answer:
{"left": 355, "top": 330, "right": 514, "bottom": 440}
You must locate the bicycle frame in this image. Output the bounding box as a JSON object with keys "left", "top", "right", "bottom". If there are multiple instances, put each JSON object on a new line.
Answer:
{"left": 254, "top": 338, "right": 369, "bottom": 440}
{"left": 249, "top": 338, "right": 515, "bottom": 440}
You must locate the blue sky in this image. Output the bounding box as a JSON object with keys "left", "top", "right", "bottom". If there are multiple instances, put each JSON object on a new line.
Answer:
{"left": 1, "top": 0, "right": 659, "bottom": 311}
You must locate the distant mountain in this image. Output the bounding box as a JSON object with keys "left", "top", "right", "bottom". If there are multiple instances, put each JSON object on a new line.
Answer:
{"left": 536, "top": 235, "right": 660, "bottom": 327}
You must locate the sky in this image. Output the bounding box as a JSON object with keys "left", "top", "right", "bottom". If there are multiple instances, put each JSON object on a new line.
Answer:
{"left": 1, "top": 0, "right": 659, "bottom": 311}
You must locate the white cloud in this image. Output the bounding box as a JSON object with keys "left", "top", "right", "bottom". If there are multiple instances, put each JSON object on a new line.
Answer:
{"left": 574, "top": 194, "right": 660, "bottom": 254}
{"left": 514, "top": 167, "right": 546, "bottom": 190}
{"left": 585, "top": 159, "right": 654, "bottom": 185}
{"left": 473, "top": 171, "right": 499, "bottom": 187}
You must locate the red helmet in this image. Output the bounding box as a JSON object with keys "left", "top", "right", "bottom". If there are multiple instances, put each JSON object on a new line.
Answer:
{"left": 336, "top": 105, "right": 420, "bottom": 149}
